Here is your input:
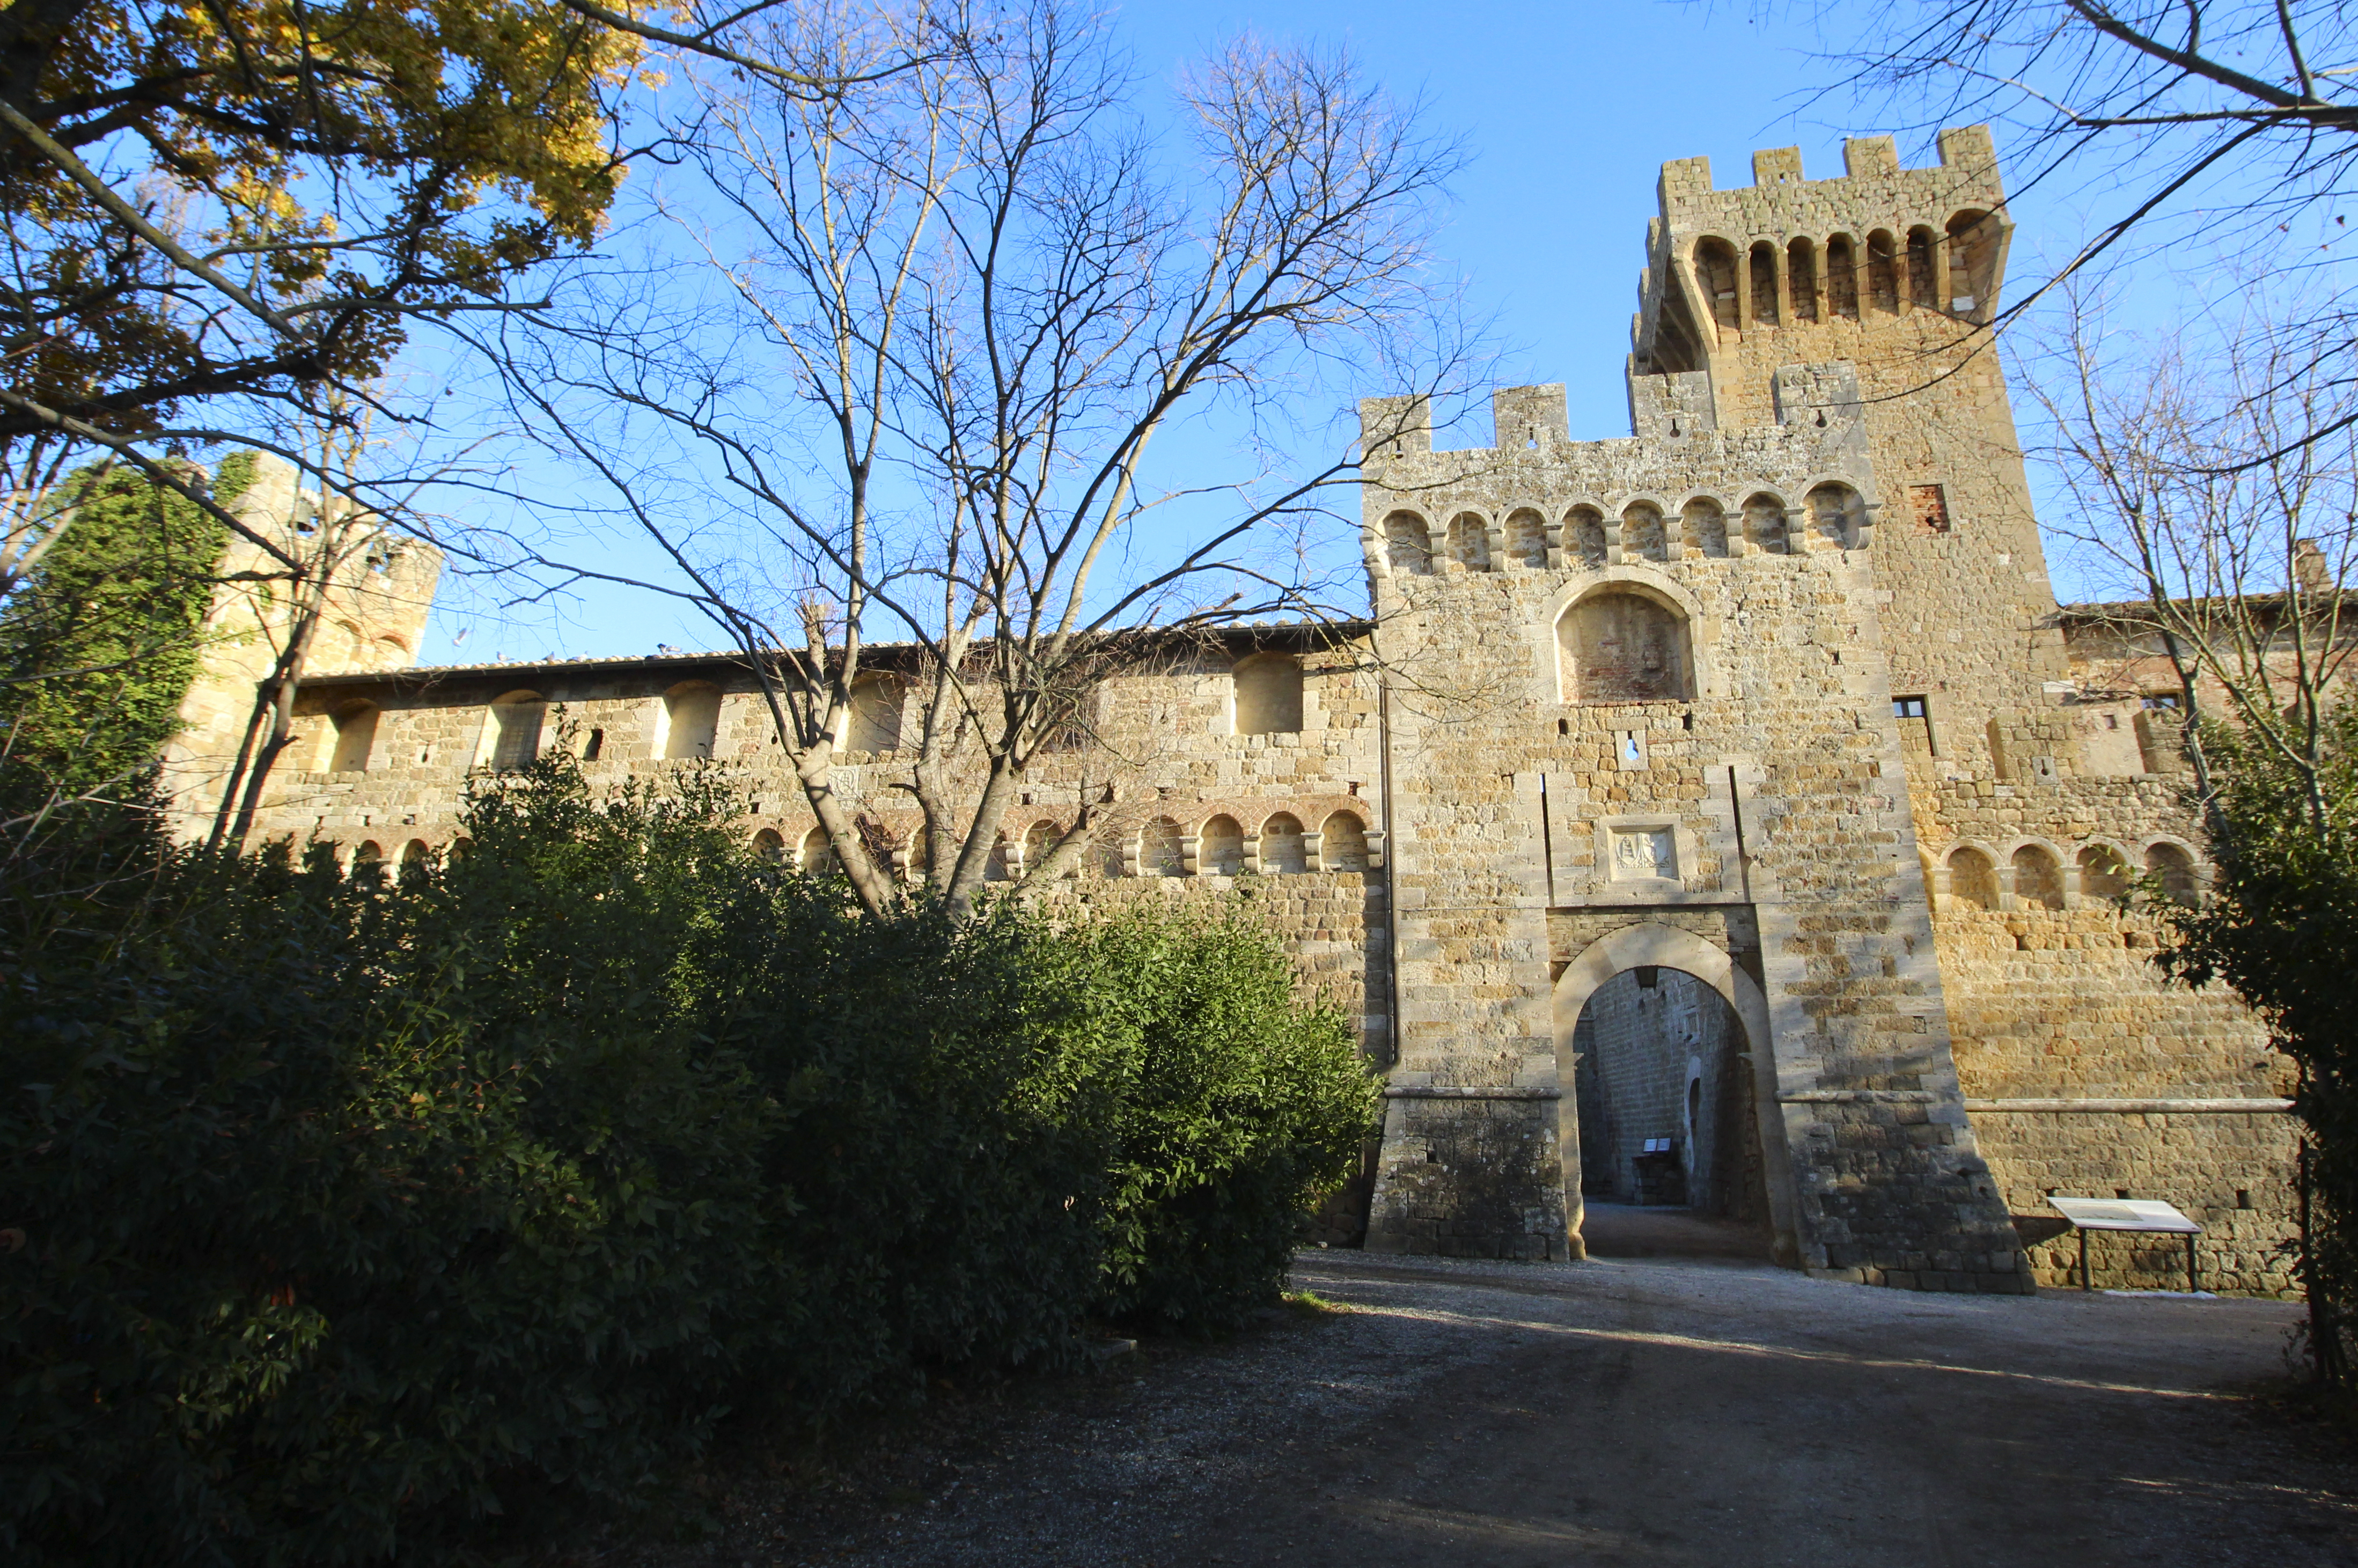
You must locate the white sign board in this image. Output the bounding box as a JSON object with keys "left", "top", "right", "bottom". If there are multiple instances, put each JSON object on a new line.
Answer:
{"left": 2048, "top": 1197, "right": 2201, "bottom": 1235}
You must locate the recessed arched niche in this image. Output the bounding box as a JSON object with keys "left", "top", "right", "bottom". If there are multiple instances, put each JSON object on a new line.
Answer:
{"left": 1681, "top": 497, "right": 1729, "bottom": 559}
{"left": 1806, "top": 482, "right": 1867, "bottom": 549}
{"left": 1556, "top": 586, "right": 1693, "bottom": 704}
{"left": 1504, "top": 508, "right": 1548, "bottom": 567}
{"left": 1445, "top": 512, "right": 1492, "bottom": 571}
{"left": 1384, "top": 511, "right": 1433, "bottom": 575}
{"left": 1946, "top": 846, "right": 1998, "bottom": 910}
{"left": 1565, "top": 505, "right": 1607, "bottom": 567}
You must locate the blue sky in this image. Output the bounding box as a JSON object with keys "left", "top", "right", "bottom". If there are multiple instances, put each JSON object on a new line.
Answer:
{"left": 411, "top": 0, "right": 2102, "bottom": 665}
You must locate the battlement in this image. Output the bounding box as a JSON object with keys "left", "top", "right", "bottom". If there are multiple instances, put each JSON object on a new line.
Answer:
{"left": 1634, "top": 126, "right": 2012, "bottom": 380}
{"left": 1657, "top": 126, "right": 1997, "bottom": 209}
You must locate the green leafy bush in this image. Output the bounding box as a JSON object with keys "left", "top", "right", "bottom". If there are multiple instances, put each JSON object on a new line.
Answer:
{"left": 2159, "top": 709, "right": 2358, "bottom": 1387}
{"left": 1, "top": 752, "right": 1374, "bottom": 1564}
{"left": 1062, "top": 910, "right": 1378, "bottom": 1330}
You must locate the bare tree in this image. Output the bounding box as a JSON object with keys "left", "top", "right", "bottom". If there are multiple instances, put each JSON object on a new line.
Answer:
{"left": 492, "top": 0, "right": 1467, "bottom": 919}
{"left": 1803, "top": 1, "right": 2358, "bottom": 456}
{"left": 2024, "top": 273, "right": 2358, "bottom": 819}
{"left": 201, "top": 396, "right": 467, "bottom": 849}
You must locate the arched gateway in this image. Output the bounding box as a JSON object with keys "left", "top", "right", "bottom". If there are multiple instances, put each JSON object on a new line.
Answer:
{"left": 1551, "top": 923, "right": 1799, "bottom": 1266}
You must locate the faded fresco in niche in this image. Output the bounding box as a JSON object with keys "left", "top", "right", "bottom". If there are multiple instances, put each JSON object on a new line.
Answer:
{"left": 1560, "top": 591, "right": 1691, "bottom": 703}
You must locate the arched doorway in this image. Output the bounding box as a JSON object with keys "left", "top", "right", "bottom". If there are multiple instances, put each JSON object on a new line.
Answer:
{"left": 1552, "top": 923, "right": 1799, "bottom": 1265}
{"left": 1570, "top": 968, "right": 1768, "bottom": 1258}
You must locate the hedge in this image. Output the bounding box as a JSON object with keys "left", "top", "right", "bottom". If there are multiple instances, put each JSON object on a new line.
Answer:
{"left": 0, "top": 752, "right": 1377, "bottom": 1565}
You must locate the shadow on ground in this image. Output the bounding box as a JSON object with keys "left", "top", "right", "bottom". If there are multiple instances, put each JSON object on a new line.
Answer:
{"left": 567, "top": 1250, "right": 2353, "bottom": 1568}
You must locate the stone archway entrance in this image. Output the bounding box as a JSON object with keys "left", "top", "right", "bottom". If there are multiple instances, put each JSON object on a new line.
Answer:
{"left": 1553, "top": 923, "right": 1801, "bottom": 1266}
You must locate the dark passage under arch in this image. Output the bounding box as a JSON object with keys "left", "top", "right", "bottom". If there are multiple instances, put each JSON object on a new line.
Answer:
{"left": 1570, "top": 966, "right": 1773, "bottom": 1260}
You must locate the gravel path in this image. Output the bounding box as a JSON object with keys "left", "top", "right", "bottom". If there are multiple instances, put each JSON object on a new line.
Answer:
{"left": 585, "top": 1250, "right": 2354, "bottom": 1567}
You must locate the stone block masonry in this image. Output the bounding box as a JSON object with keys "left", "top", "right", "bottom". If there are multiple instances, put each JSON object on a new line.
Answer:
{"left": 170, "top": 125, "right": 2297, "bottom": 1296}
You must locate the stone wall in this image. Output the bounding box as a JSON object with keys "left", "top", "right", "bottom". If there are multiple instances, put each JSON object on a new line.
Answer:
{"left": 1916, "top": 772, "right": 2296, "bottom": 1294}
{"left": 158, "top": 122, "right": 2302, "bottom": 1300}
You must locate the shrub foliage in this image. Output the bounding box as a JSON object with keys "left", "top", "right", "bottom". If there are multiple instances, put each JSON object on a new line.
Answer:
{"left": 0, "top": 753, "right": 1376, "bottom": 1564}
{"left": 2160, "top": 710, "right": 2358, "bottom": 1387}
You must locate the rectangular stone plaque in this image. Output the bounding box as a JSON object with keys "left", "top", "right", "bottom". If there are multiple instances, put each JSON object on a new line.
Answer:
{"left": 1609, "top": 825, "right": 1678, "bottom": 881}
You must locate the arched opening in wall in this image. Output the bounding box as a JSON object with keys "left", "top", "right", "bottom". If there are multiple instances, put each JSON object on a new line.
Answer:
{"left": 846, "top": 673, "right": 905, "bottom": 754}
{"left": 327, "top": 701, "right": 378, "bottom": 773}
{"left": 1384, "top": 511, "right": 1433, "bottom": 575}
{"left": 1233, "top": 652, "right": 1304, "bottom": 735}
{"left": 399, "top": 838, "right": 430, "bottom": 885}
{"left": 1021, "top": 819, "right": 1062, "bottom": 876}
{"left": 1695, "top": 237, "right": 1740, "bottom": 329}
{"left": 1867, "top": 230, "right": 1899, "bottom": 313}
{"left": 1260, "top": 812, "right": 1307, "bottom": 874}
{"left": 1138, "top": 816, "right": 1185, "bottom": 877}
{"left": 1946, "top": 209, "right": 1998, "bottom": 313}
{"left": 2012, "top": 844, "right": 2065, "bottom": 910}
{"left": 663, "top": 681, "right": 723, "bottom": 760}
{"left": 2146, "top": 841, "right": 2198, "bottom": 902}
{"left": 1199, "top": 814, "right": 1245, "bottom": 876}
{"left": 799, "top": 826, "right": 838, "bottom": 877}
{"left": 1621, "top": 501, "right": 1668, "bottom": 562}
{"left": 1786, "top": 237, "right": 1818, "bottom": 323}
{"left": 1740, "top": 492, "right": 1789, "bottom": 554}
{"left": 1320, "top": 811, "right": 1368, "bottom": 872}
{"left": 1558, "top": 588, "right": 1693, "bottom": 704}
{"left": 1748, "top": 241, "right": 1779, "bottom": 326}
{"left": 351, "top": 840, "right": 385, "bottom": 884}
{"left": 1906, "top": 225, "right": 1938, "bottom": 310}
{"left": 446, "top": 836, "right": 473, "bottom": 862}
{"left": 2078, "top": 843, "right": 2129, "bottom": 900}
{"left": 984, "top": 833, "right": 1013, "bottom": 882}
{"left": 1571, "top": 966, "right": 1772, "bottom": 1258}
{"left": 1445, "top": 511, "right": 1491, "bottom": 570}
{"left": 373, "top": 634, "right": 410, "bottom": 669}
{"left": 1504, "top": 507, "right": 1548, "bottom": 567}
{"left": 1680, "top": 498, "right": 1729, "bottom": 559}
{"left": 1946, "top": 846, "right": 1999, "bottom": 910}
{"left": 1805, "top": 482, "right": 1865, "bottom": 549}
{"left": 1826, "top": 234, "right": 1860, "bottom": 319}
{"left": 1566, "top": 505, "right": 1608, "bottom": 567}
{"left": 752, "top": 828, "right": 787, "bottom": 864}
{"left": 487, "top": 692, "right": 545, "bottom": 771}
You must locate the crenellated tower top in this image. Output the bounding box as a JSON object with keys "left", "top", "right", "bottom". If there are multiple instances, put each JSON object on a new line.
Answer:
{"left": 1633, "top": 126, "right": 2010, "bottom": 382}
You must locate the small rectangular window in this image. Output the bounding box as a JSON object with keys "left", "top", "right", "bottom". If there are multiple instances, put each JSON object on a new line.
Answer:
{"left": 1908, "top": 483, "right": 1951, "bottom": 533}
{"left": 1893, "top": 695, "right": 1936, "bottom": 754}
{"left": 583, "top": 727, "right": 605, "bottom": 761}
{"left": 2141, "top": 692, "right": 2183, "bottom": 710}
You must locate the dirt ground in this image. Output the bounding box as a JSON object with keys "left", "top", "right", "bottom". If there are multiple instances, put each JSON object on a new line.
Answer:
{"left": 573, "top": 1226, "right": 2357, "bottom": 1568}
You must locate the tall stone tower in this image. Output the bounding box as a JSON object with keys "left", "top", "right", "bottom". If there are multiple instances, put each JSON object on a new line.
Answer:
{"left": 1632, "top": 127, "right": 2066, "bottom": 750}
{"left": 1352, "top": 129, "right": 2054, "bottom": 1290}
{"left": 163, "top": 454, "right": 442, "bottom": 840}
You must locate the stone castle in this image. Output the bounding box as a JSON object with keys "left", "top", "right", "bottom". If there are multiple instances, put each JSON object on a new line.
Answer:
{"left": 165, "top": 127, "right": 2297, "bottom": 1295}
